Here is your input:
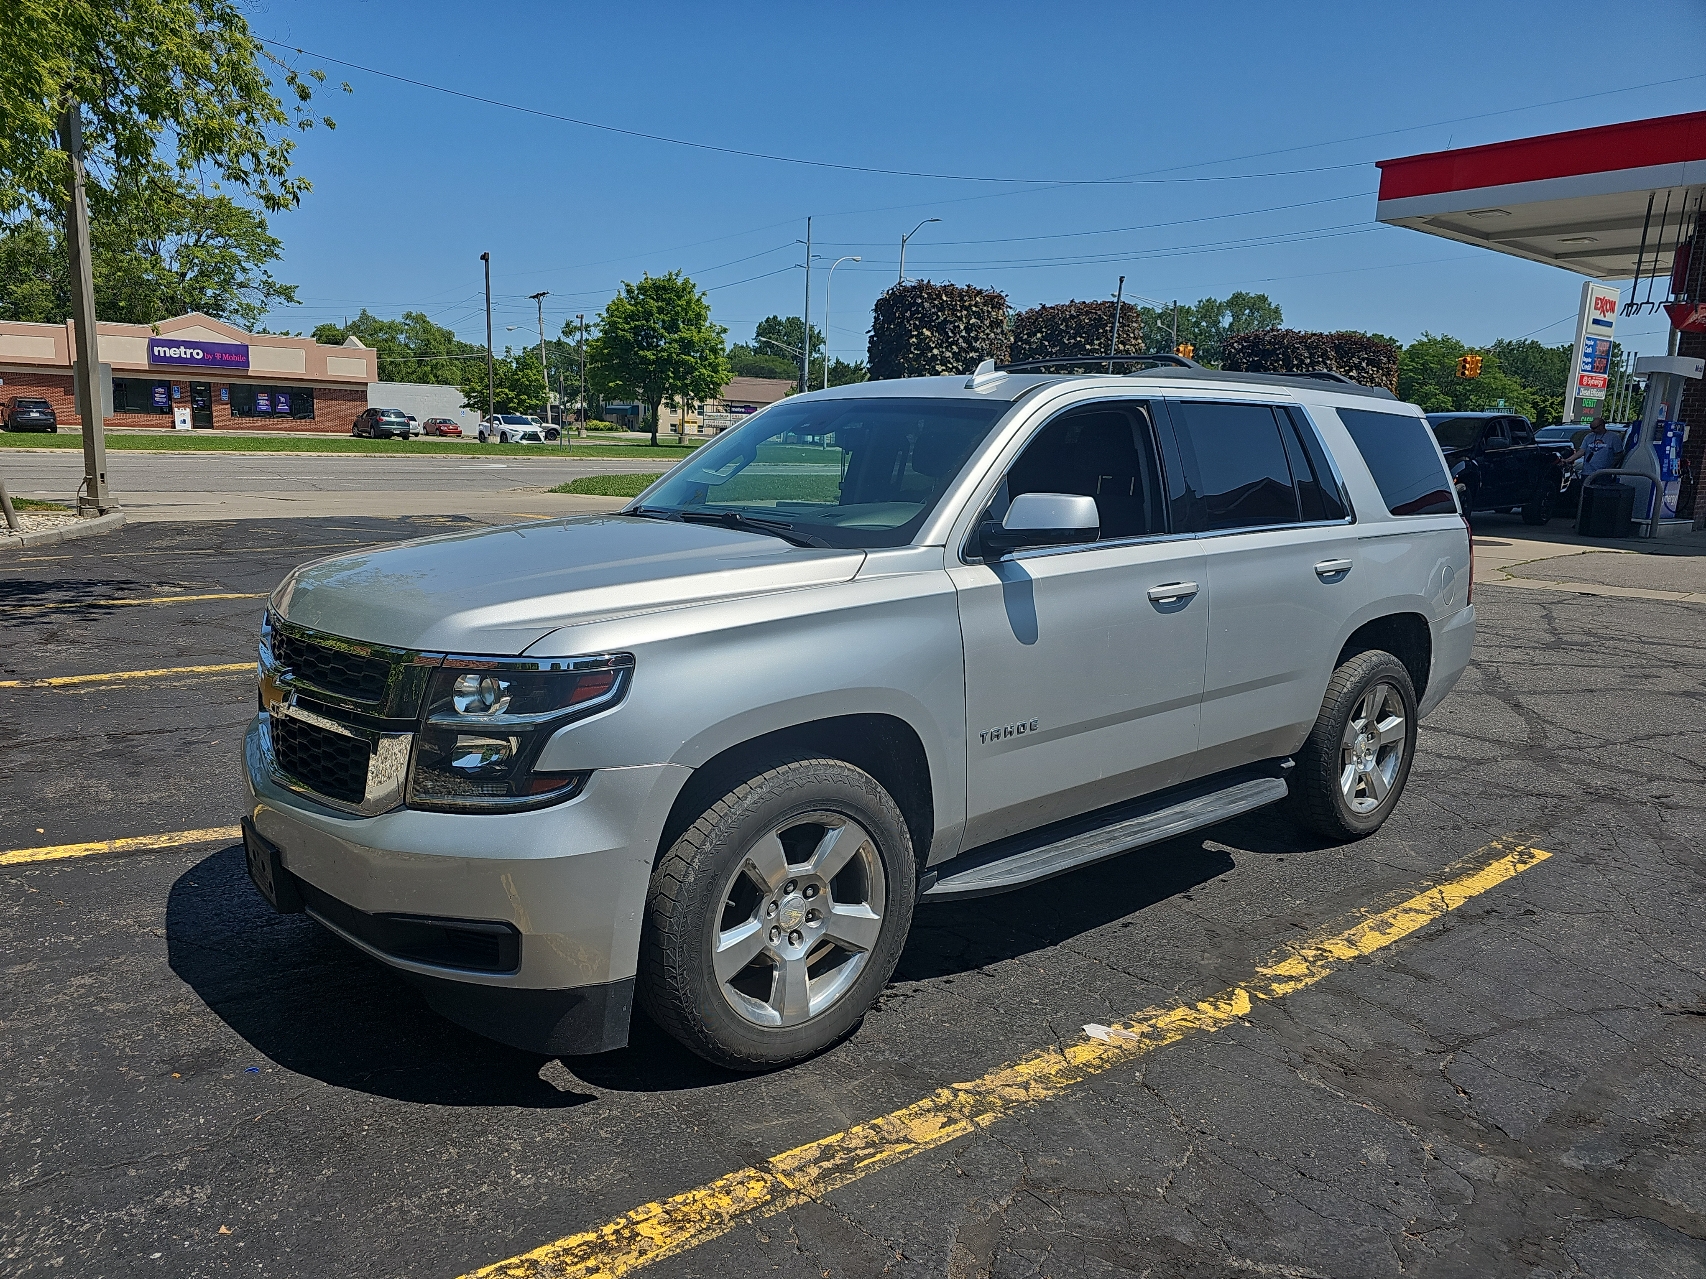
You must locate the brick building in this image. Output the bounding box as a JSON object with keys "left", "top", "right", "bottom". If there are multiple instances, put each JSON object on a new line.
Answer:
{"left": 0, "top": 313, "right": 377, "bottom": 434}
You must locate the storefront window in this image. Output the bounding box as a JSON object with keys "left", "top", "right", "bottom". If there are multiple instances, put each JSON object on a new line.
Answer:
{"left": 230, "top": 384, "right": 315, "bottom": 420}
{"left": 112, "top": 378, "right": 172, "bottom": 415}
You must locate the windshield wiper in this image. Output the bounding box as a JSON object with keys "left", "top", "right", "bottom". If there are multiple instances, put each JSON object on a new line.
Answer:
{"left": 623, "top": 505, "right": 682, "bottom": 521}
{"left": 673, "top": 509, "right": 830, "bottom": 548}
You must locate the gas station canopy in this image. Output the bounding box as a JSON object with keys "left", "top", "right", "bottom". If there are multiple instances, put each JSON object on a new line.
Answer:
{"left": 1376, "top": 111, "right": 1706, "bottom": 280}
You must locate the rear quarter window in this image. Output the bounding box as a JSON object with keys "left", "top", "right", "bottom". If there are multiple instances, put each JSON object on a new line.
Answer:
{"left": 1336, "top": 408, "right": 1458, "bottom": 517}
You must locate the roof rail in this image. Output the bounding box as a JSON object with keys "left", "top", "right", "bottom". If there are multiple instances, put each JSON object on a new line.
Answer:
{"left": 1252, "top": 369, "right": 1364, "bottom": 387}
{"left": 997, "top": 352, "right": 1205, "bottom": 373}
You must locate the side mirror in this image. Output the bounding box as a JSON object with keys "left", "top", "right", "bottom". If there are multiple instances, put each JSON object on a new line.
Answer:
{"left": 1482, "top": 436, "right": 1509, "bottom": 451}
{"left": 979, "top": 492, "right": 1099, "bottom": 557}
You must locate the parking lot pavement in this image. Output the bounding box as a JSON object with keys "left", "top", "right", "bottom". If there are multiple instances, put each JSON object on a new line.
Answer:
{"left": 4, "top": 524, "right": 1704, "bottom": 1278}
{"left": 1, "top": 447, "right": 646, "bottom": 521}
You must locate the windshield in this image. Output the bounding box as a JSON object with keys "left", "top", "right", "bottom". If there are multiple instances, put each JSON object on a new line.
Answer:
{"left": 378, "top": 409, "right": 407, "bottom": 419}
{"left": 498, "top": 415, "right": 533, "bottom": 425}
{"left": 633, "top": 395, "right": 1013, "bottom": 549}
{"left": 1533, "top": 426, "right": 1578, "bottom": 442}
{"left": 1426, "top": 415, "right": 1483, "bottom": 449}
{"left": 14, "top": 398, "right": 50, "bottom": 410}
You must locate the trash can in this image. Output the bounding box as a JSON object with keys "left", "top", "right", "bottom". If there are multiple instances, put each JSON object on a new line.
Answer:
{"left": 1576, "top": 478, "right": 1636, "bottom": 538}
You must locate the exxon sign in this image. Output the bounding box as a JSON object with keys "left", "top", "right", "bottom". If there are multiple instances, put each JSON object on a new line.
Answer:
{"left": 148, "top": 338, "right": 250, "bottom": 370}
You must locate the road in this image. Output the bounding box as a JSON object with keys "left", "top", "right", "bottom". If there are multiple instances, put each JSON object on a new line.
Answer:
{"left": 3, "top": 518, "right": 1704, "bottom": 1279}
{"left": 0, "top": 447, "right": 657, "bottom": 520}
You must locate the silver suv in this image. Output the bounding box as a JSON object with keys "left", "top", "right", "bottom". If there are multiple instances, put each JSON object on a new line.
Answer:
{"left": 242, "top": 361, "right": 1474, "bottom": 1070}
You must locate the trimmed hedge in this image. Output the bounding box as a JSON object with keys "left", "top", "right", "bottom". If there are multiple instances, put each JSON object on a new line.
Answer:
{"left": 1010, "top": 300, "right": 1146, "bottom": 367}
{"left": 867, "top": 281, "right": 1010, "bottom": 380}
{"left": 1220, "top": 329, "right": 1401, "bottom": 390}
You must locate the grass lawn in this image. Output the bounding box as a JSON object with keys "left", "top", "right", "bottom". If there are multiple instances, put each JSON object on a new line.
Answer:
{"left": 0, "top": 430, "right": 705, "bottom": 461}
{"left": 10, "top": 497, "right": 69, "bottom": 511}
{"left": 551, "top": 473, "right": 662, "bottom": 497}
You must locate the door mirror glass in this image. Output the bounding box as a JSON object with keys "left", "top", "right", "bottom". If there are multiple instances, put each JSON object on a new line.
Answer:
{"left": 980, "top": 492, "right": 1100, "bottom": 556}
{"left": 1482, "top": 435, "right": 1509, "bottom": 450}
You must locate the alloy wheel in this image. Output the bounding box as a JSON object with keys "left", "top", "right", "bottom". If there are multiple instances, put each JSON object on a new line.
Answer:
{"left": 711, "top": 815, "right": 887, "bottom": 1028}
{"left": 1339, "top": 681, "right": 1406, "bottom": 814}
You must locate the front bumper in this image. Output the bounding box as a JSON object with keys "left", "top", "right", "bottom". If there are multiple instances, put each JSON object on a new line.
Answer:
{"left": 242, "top": 715, "right": 688, "bottom": 1053}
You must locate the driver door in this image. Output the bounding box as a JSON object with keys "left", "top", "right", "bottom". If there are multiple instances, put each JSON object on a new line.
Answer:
{"left": 949, "top": 400, "right": 1209, "bottom": 849}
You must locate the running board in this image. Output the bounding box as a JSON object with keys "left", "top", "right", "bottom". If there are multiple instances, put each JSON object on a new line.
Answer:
{"left": 920, "top": 768, "right": 1289, "bottom": 901}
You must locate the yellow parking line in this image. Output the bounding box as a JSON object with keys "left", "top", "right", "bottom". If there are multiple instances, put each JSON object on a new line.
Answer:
{"left": 0, "top": 662, "right": 253, "bottom": 689}
{"left": 464, "top": 839, "right": 1552, "bottom": 1279}
{"left": 0, "top": 825, "right": 242, "bottom": 867}
{"left": 12, "top": 592, "right": 266, "bottom": 609}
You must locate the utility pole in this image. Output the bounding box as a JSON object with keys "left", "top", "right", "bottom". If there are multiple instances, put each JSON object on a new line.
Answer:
{"left": 481, "top": 253, "right": 494, "bottom": 423}
{"left": 529, "top": 290, "right": 553, "bottom": 443}
{"left": 578, "top": 314, "right": 587, "bottom": 439}
{"left": 801, "top": 217, "right": 812, "bottom": 394}
{"left": 899, "top": 217, "right": 940, "bottom": 286}
{"left": 59, "top": 104, "right": 110, "bottom": 515}
{"left": 1171, "top": 301, "right": 1179, "bottom": 353}
{"left": 1107, "top": 276, "right": 1126, "bottom": 374}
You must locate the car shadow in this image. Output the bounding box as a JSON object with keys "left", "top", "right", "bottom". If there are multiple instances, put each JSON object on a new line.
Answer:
{"left": 167, "top": 844, "right": 597, "bottom": 1108}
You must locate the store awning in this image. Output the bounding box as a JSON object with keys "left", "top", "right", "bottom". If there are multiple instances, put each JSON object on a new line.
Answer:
{"left": 1376, "top": 111, "right": 1706, "bottom": 280}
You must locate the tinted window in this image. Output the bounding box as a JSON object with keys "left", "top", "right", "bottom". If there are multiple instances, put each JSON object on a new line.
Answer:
{"left": 14, "top": 398, "right": 51, "bottom": 410}
{"left": 1508, "top": 418, "right": 1533, "bottom": 444}
{"left": 993, "top": 402, "right": 1165, "bottom": 543}
{"left": 1170, "top": 401, "right": 1299, "bottom": 531}
{"left": 638, "top": 395, "right": 1011, "bottom": 549}
{"left": 1282, "top": 407, "right": 1350, "bottom": 522}
{"left": 1426, "top": 416, "right": 1483, "bottom": 450}
{"left": 1339, "top": 408, "right": 1457, "bottom": 516}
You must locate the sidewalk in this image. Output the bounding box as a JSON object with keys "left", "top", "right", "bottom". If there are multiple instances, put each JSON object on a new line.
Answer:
{"left": 1470, "top": 512, "right": 1706, "bottom": 604}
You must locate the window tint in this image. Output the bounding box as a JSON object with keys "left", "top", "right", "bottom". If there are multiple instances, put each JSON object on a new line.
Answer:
{"left": 1337, "top": 408, "right": 1458, "bottom": 517}
{"left": 1484, "top": 418, "right": 1509, "bottom": 444}
{"left": 1282, "top": 407, "right": 1350, "bottom": 521}
{"left": 1170, "top": 401, "right": 1299, "bottom": 531}
{"left": 994, "top": 402, "right": 1165, "bottom": 543}
{"left": 1508, "top": 418, "right": 1532, "bottom": 444}
{"left": 1426, "top": 416, "right": 1482, "bottom": 449}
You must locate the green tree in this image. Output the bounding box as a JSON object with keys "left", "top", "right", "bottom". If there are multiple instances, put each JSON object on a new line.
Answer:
{"left": 752, "top": 315, "right": 823, "bottom": 376}
{"left": 1487, "top": 338, "right": 1572, "bottom": 426}
{"left": 727, "top": 343, "right": 800, "bottom": 383}
{"left": 452, "top": 347, "right": 547, "bottom": 418}
{"left": 587, "top": 273, "right": 731, "bottom": 446}
{"left": 1135, "top": 291, "right": 1282, "bottom": 365}
{"left": 1398, "top": 334, "right": 1535, "bottom": 418}
{"left": 1, "top": 184, "right": 296, "bottom": 326}
{"left": 314, "top": 310, "right": 485, "bottom": 385}
{"left": 828, "top": 358, "right": 868, "bottom": 387}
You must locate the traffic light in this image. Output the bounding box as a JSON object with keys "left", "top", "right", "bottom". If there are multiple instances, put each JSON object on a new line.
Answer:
{"left": 1176, "top": 343, "right": 1195, "bottom": 359}
{"left": 1456, "top": 353, "right": 1482, "bottom": 378}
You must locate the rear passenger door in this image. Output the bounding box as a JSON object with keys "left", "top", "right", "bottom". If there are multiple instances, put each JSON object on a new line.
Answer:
{"left": 1164, "top": 399, "right": 1368, "bottom": 775}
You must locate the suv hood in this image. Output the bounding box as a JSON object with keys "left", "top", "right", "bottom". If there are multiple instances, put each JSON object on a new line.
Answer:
{"left": 272, "top": 514, "right": 866, "bottom": 654}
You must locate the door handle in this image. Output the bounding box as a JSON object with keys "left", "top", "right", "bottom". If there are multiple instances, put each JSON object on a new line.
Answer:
{"left": 1147, "top": 581, "right": 1199, "bottom": 604}
{"left": 1314, "top": 559, "right": 1353, "bottom": 579}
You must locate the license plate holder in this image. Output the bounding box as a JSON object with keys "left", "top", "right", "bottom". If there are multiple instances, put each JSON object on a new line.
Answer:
{"left": 243, "top": 818, "right": 303, "bottom": 914}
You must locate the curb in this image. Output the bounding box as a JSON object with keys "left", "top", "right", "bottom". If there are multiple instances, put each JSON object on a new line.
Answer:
{"left": 2, "top": 509, "right": 127, "bottom": 551}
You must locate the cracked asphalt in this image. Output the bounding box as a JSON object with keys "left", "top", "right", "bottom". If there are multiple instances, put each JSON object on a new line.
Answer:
{"left": 3, "top": 518, "right": 1703, "bottom": 1278}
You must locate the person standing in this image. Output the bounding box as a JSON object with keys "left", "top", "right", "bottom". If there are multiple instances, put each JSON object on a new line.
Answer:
{"left": 1568, "top": 415, "right": 1618, "bottom": 480}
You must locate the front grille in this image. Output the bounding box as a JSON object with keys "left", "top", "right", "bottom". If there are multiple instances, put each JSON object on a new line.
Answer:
{"left": 276, "top": 631, "right": 391, "bottom": 703}
{"left": 272, "top": 714, "right": 371, "bottom": 805}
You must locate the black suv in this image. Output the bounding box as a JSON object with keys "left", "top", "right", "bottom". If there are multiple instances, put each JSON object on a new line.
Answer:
{"left": 3, "top": 396, "right": 58, "bottom": 432}
{"left": 352, "top": 407, "right": 412, "bottom": 440}
{"left": 1426, "top": 412, "right": 1569, "bottom": 524}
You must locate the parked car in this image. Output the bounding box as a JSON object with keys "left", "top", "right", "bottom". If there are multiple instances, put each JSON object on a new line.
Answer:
{"left": 353, "top": 407, "right": 413, "bottom": 440}
{"left": 3, "top": 396, "right": 58, "bottom": 432}
{"left": 406, "top": 414, "right": 422, "bottom": 438}
{"left": 245, "top": 365, "right": 1474, "bottom": 1070}
{"left": 1426, "top": 412, "right": 1567, "bottom": 523}
{"left": 1534, "top": 423, "right": 1629, "bottom": 513}
{"left": 480, "top": 414, "right": 547, "bottom": 444}
{"left": 422, "top": 418, "right": 462, "bottom": 437}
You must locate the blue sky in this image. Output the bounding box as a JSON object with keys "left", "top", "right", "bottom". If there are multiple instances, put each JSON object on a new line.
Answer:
{"left": 252, "top": 0, "right": 1706, "bottom": 364}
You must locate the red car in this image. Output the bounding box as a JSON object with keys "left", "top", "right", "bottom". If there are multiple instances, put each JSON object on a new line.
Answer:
{"left": 422, "top": 418, "right": 463, "bottom": 437}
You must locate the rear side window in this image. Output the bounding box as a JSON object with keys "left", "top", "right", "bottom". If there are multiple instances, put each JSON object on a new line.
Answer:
{"left": 1337, "top": 408, "right": 1458, "bottom": 516}
{"left": 1280, "top": 407, "right": 1350, "bottom": 522}
{"left": 1169, "top": 401, "right": 1300, "bottom": 531}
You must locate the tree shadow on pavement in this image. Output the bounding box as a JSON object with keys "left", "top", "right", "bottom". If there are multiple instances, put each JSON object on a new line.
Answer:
{"left": 166, "top": 844, "right": 597, "bottom": 1108}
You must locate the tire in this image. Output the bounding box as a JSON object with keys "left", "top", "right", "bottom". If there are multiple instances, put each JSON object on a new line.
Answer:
{"left": 640, "top": 756, "right": 917, "bottom": 1071}
{"left": 1520, "top": 484, "right": 1554, "bottom": 525}
{"left": 1287, "top": 649, "right": 1418, "bottom": 842}
{"left": 477, "top": 430, "right": 487, "bottom": 444}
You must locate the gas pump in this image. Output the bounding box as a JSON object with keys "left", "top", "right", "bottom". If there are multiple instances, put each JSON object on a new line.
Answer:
{"left": 1615, "top": 355, "right": 1703, "bottom": 536}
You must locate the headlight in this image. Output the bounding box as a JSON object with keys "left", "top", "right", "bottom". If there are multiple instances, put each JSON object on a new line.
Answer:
{"left": 406, "top": 653, "right": 633, "bottom": 812}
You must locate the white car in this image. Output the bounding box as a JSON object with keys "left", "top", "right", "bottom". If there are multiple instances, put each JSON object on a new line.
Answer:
{"left": 480, "top": 414, "right": 546, "bottom": 444}
{"left": 406, "top": 414, "right": 423, "bottom": 438}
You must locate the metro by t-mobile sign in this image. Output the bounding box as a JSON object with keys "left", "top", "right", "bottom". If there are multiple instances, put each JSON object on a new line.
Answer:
{"left": 148, "top": 338, "right": 250, "bottom": 370}
{"left": 1564, "top": 281, "right": 1618, "bottom": 424}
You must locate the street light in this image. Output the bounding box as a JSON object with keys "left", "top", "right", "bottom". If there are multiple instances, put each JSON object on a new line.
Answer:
{"left": 823, "top": 255, "right": 860, "bottom": 390}
{"left": 898, "top": 218, "right": 940, "bottom": 285}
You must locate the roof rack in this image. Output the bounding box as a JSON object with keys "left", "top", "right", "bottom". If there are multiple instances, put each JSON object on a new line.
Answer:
{"left": 997, "top": 353, "right": 1204, "bottom": 372}
{"left": 1254, "top": 369, "right": 1360, "bottom": 386}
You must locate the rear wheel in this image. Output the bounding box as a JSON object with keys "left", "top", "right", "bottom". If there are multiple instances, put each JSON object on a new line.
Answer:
{"left": 640, "top": 756, "right": 917, "bottom": 1071}
{"left": 1288, "top": 649, "right": 1418, "bottom": 841}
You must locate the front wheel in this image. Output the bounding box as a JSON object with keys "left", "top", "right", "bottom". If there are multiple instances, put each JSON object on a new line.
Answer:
{"left": 1288, "top": 649, "right": 1418, "bottom": 841}
{"left": 1521, "top": 483, "right": 1554, "bottom": 525}
{"left": 640, "top": 756, "right": 917, "bottom": 1071}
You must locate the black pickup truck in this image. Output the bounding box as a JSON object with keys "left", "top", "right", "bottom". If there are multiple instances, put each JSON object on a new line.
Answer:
{"left": 1426, "top": 412, "right": 1571, "bottom": 524}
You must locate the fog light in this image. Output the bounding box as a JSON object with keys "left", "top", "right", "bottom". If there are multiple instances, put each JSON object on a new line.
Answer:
{"left": 448, "top": 734, "right": 517, "bottom": 774}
